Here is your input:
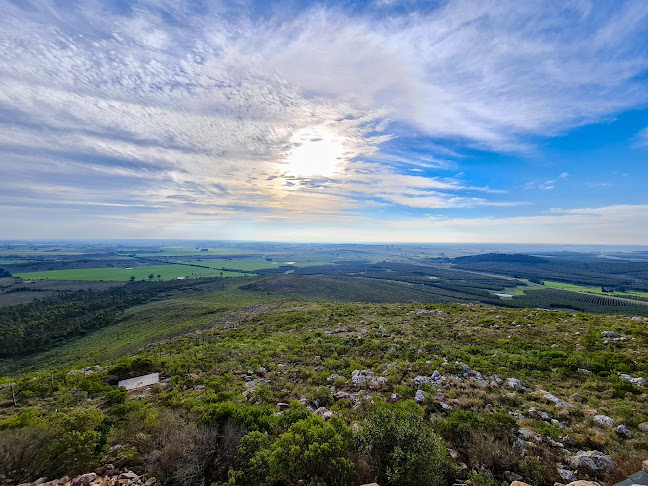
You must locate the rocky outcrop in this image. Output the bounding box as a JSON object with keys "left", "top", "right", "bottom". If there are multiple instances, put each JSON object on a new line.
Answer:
{"left": 568, "top": 450, "right": 615, "bottom": 477}
{"left": 17, "top": 468, "right": 155, "bottom": 486}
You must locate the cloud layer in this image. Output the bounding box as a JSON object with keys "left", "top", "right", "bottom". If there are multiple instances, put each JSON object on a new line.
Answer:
{"left": 1, "top": 0, "right": 647, "bottom": 241}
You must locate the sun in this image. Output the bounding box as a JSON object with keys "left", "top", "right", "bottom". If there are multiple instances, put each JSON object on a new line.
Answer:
{"left": 284, "top": 127, "right": 346, "bottom": 178}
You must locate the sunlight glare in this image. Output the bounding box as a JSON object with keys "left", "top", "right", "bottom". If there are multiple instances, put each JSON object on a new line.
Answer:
{"left": 284, "top": 127, "right": 346, "bottom": 178}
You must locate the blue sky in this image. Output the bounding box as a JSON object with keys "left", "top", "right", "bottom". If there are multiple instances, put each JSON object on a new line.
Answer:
{"left": 1, "top": 0, "right": 648, "bottom": 243}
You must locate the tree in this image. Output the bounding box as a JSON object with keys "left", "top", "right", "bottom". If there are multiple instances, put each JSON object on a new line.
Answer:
{"left": 129, "top": 276, "right": 135, "bottom": 282}
{"left": 358, "top": 403, "right": 456, "bottom": 486}
{"left": 157, "top": 274, "right": 161, "bottom": 280}
{"left": 148, "top": 273, "right": 155, "bottom": 280}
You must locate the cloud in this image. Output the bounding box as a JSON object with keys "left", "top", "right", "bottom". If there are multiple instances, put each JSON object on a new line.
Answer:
{"left": 0, "top": 0, "right": 647, "bottom": 239}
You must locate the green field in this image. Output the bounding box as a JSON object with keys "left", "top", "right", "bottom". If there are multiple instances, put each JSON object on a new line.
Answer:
{"left": 543, "top": 280, "right": 648, "bottom": 299}
{"left": 14, "top": 264, "right": 248, "bottom": 281}
{"left": 187, "top": 258, "right": 335, "bottom": 271}
{"left": 121, "top": 246, "right": 252, "bottom": 257}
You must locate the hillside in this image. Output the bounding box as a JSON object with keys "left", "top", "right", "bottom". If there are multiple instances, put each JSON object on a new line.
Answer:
{"left": 1, "top": 300, "right": 646, "bottom": 486}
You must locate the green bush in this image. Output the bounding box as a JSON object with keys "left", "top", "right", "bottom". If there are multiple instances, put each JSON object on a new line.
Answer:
{"left": 358, "top": 403, "right": 456, "bottom": 486}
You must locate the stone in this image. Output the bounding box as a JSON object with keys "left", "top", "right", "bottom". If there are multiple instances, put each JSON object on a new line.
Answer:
{"left": 415, "top": 389, "right": 425, "bottom": 403}
{"left": 619, "top": 374, "right": 646, "bottom": 387}
{"left": 511, "top": 481, "right": 533, "bottom": 486}
{"left": 119, "top": 471, "right": 139, "bottom": 480}
{"left": 601, "top": 331, "right": 619, "bottom": 338}
{"left": 277, "top": 402, "right": 290, "bottom": 411}
{"left": 593, "top": 415, "right": 615, "bottom": 428}
{"left": 504, "top": 471, "right": 523, "bottom": 482}
{"left": 77, "top": 473, "right": 96, "bottom": 485}
{"left": 614, "top": 424, "right": 632, "bottom": 438}
{"left": 565, "top": 482, "right": 602, "bottom": 486}
{"left": 571, "top": 393, "right": 586, "bottom": 403}
{"left": 569, "top": 450, "right": 615, "bottom": 476}
{"left": 557, "top": 469, "right": 577, "bottom": 482}
{"left": 562, "top": 435, "right": 578, "bottom": 447}
{"left": 333, "top": 391, "right": 351, "bottom": 400}
{"left": 507, "top": 378, "right": 526, "bottom": 391}
{"left": 144, "top": 478, "right": 157, "bottom": 486}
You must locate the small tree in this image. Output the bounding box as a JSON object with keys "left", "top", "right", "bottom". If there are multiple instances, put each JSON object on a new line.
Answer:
{"left": 148, "top": 273, "right": 155, "bottom": 280}
{"left": 129, "top": 275, "right": 135, "bottom": 282}
{"left": 358, "top": 403, "right": 456, "bottom": 486}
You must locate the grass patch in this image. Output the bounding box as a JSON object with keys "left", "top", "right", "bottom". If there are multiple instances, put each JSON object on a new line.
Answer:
{"left": 14, "top": 265, "right": 248, "bottom": 281}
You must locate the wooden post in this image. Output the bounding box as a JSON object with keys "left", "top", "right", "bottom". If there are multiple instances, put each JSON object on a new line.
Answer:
{"left": 10, "top": 383, "right": 17, "bottom": 407}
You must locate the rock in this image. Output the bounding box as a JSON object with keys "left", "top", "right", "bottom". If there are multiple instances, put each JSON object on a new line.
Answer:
{"left": 544, "top": 392, "right": 568, "bottom": 407}
{"left": 518, "top": 427, "right": 541, "bottom": 443}
{"left": 511, "top": 481, "right": 533, "bottom": 486}
{"left": 507, "top": 378, "right": 526, "bottom": 391}
{"left": 277, "top": 402, "right": 290, "bottom": 411}
{"left": 593, "top": 415, "right": 615, "bottom": 428}
{"left": 333, "top": 391, "right": 351, "bottom": 400}
{"left": 439, "top": 402, "right": 453, "bottom": 411}
{"left": 569, "top": 450, "right": 615, "bottom": 476}
{"left": 77, "top": 473, "right": 96, "bottom": 485}
{"left": 565, "top": 482, "right": 602, "bottom": 486}
{"left": 601, "top": 331, "right": 619, "bottom": 338}
{"left": 562, "top": 435, "right": 577, "bottom": 447}
{"left": 144, "top": 478, "right": 157, "bottom": 486}
{"left": 557, "top": 469, "right": 577, "bottom": 482}
{"left": 529, "top": 408, "right": 551, "bottom": 421}
{"left": 571, "top": 393, "right": 586, "bottom": 403}
{"left": 614, "top": 424, "right": 632, "bottom": 438}
{"left": 638, "top": 422, "right": 648, "bottom": 432}
{"left": 119, "top": 471, "right": 139, "bottom": 480}
{"left": 619, "top": 374, "right": 646, "bottom": 387}
{"left": 577, "top": 368, "right": 592, "bottom": 375}
{"left": 509, "top": 411, "right": 525, "bottom": 420}
{"left": 504, "top": 471, "right": 523, "bottom": 482}
{"left": 415, "top": 389, "right": 425, "bottom": 403}
{"left": 643, "top": 459, "right": 648, "bottom": 472}
{"left": 432, "top": 370, "right": 442, "bottom": 381}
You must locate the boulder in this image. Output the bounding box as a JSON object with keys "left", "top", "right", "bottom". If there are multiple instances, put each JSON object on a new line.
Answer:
{"left": 614, "top": 424, "right": 632, "bottom": 438}
{"left": 557, "top": 469, "right": 577, "bottom": 482}
{"left": 601, "top": 331, "right": 619, "bottom": 338}
{"left": 511, "top": 481, "right": 533, "bottom": 486}
{"left": 507, "top": 378, "right": 526, "bottom": 391}
{"left": 565, "top": 482, "right": 601, "bottom": 486}
{"left": 592, "top": 415, "right": 615, "bottom": 428}
{"left": 569, "top": 450, "right": 615, "bottom": 476}
{"left": 415, "top": 389, "right": 425, "bottom": 403}
{"left": 639, "top": 422, "right": 648, "bottom": 432}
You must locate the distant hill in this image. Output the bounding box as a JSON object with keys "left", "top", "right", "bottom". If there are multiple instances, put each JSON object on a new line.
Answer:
{"left": 454, "top": 253, "right": 549, "bottom": 264}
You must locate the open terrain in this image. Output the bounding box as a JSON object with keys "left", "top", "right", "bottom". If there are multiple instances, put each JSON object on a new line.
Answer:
{"left": 1, "top": 241, "right": 648, "bottom": 486}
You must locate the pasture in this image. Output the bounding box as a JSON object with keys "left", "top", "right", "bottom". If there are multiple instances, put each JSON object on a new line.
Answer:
{"left": 14, "top": 264, "right": 248, "bottom": 281}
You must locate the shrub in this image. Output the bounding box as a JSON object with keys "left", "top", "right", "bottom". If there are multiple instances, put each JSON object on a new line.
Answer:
{"left": 358, "top": 403, "right": 456, "bottom": 486}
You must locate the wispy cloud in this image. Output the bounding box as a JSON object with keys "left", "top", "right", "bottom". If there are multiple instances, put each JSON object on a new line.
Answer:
{"left": 0, "top": 0, "right": 647, "bottom": 239}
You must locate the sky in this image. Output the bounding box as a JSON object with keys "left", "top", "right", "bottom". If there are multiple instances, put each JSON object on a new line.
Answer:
{"left": 1, "top": 0, "right": 648, "bottom": 244}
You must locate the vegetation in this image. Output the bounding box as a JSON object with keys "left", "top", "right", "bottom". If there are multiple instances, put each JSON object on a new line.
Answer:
{"left": 1, "top": 298, "right": 647, "bottom": 485}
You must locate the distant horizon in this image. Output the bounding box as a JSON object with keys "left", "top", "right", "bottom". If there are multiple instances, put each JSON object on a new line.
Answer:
{"left": 2, "top": 1, "right": 647, "bottom": 243}
{"left": 2, "top": 238, "right": 648, "bottom": 252}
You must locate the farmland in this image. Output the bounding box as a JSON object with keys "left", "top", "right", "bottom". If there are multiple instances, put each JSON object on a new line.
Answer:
{"left": 13, "top": 264, "right": 247, "bottom": 281}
